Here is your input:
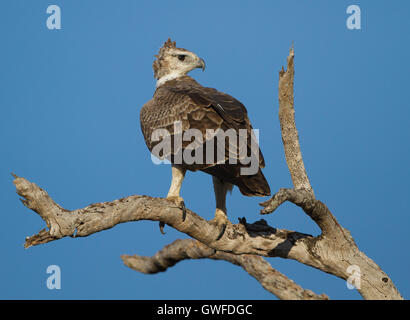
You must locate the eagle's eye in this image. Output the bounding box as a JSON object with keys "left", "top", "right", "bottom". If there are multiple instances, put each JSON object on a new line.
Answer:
{"left": 178, "top": 54, "right": 186, "bottom": 61}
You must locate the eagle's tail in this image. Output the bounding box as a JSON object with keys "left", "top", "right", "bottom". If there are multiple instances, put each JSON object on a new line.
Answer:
{"left": 236, "top": 169, "right": 271, "bottom": 197}
{"left": 202, "top": 165, "right": 271, "bottom": 197}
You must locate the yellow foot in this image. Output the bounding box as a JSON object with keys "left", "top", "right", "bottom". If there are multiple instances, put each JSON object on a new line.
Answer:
{"left": 209, "top": 209, "right": 230, "bottom": 240}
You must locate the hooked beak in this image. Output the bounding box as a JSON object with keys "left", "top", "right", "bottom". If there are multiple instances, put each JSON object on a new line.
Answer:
{"left": 197, "top": 58, "right": 206, "bottom": 71}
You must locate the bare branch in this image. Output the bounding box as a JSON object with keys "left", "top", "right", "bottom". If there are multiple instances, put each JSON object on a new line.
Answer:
{"left": 121, "top": 239, "right": 328, "bottom": 300}
{"left": 278, "top": 47, "right": 313, "bottom": 195}
{"left": 13, "top": 175, "right": 312, "bottom": 259}
{"left": 13, "top": 173, "right": 402, "bottom": 299}
{"left": 260, "top": 188, "right": 344, "bottom": 238}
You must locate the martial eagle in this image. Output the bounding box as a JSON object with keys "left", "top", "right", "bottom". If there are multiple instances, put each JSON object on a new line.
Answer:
{"left": 140, "top": 39, "right": 270, "bottom": 233}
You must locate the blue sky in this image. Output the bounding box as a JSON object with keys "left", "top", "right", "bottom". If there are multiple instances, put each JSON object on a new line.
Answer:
{"left": 1, "top": 0, "right": 409, "bottom": 300}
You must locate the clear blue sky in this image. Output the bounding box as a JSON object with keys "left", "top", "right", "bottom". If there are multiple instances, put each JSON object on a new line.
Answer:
{"left": 1, "top": 0, "right": 409, "bottom": 300}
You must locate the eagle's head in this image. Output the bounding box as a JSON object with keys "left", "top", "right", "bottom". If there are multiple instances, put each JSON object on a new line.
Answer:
{"left": 153, "top": 38, "right": 205, "bottom": 87}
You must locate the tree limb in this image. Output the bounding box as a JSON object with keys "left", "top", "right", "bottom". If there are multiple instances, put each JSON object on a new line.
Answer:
{"left": 121, "top": 239, "right": 328, "bottom": 300}
{"left": 13, "top": 172, "right": 402, "bottom": 299}
{"left": 13, "top": 175, "right": 325, "bottom": 299}
{"left": 277, "top": 48, "right": 313, "bottom": 196}
{"left": 13, "top": 175, "right": 312, "bottom": 259}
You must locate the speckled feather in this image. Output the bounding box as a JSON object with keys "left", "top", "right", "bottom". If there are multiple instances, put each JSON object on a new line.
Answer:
{"left": 140, "top": 76, "right": 270, "bottom": 196}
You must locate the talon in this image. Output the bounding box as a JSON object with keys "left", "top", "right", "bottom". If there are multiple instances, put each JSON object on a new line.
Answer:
{"left": 159, "top": 221, "right": 166, "bottom": 234}
{"left": 216, "top": 223, "right": 227, "bottom": 240}
{"left": 209, "top": 209, "right": 230, "bottom": 240}
{"left": 166, "top": 196, "right": 186, "bottom": 221}
{"left": 181, "top": 201, "right": 187, "bottom": 221}
{"left": 209, "top": 219, "right": 227, "bottom": 240}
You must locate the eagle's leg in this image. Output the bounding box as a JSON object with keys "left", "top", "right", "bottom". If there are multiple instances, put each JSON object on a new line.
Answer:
{"left": 160, "top": 165, "right": 187, "bottom": 234}
{"left": 166, "top": 164, "right": 186, "bottom": 206}
{"left": 210, "top": 177, "right": 232, "bottom": 239}
{"left": 161, "top": 165, "right": 187, "bottom": 232}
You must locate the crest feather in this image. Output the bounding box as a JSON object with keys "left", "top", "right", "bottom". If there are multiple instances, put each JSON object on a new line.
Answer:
{"left": 158, "top": 38, "right": 176, "bottom": 56}
{"left": 163, "top": 38, "right": 176, "bottom": 49}
{"left": 153, "top": 38, "right": 177, "bottom": 79}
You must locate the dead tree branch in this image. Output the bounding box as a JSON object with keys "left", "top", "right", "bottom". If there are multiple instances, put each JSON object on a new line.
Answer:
{"left": 121, "top": 239, "right": 328, "bottom": 300}
{"left": 276, "top": 48, "right": 314, "bottom": 196}
{"left": 13, "top": 175, "right": 313, "bottom": 259}
{"left": 13, "top": 174, "right": 323, "bottom": 300}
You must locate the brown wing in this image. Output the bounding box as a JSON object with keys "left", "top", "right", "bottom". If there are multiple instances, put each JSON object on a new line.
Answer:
{"left": 140, "top": 76, "right": 270, "bottom": 196}
{"left": 140, "top": 79, "right": 225, "bottom": 171}
{"left": 168, "top": 84, "right": 265, "bottom": 168}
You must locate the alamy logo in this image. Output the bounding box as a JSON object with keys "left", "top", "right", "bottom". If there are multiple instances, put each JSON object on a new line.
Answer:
{"left": 46, "top": 265, "right": 61, "bottom": 290}
{"left": 346, "top": 5, "right": 361, "bottom": 30}
{"left": 46, "top": 5, "right": 61, "bottom": 30}
{"left": 150, "top": 121, "right": 260, "bottom": 175}
{"left": 346, "top": 265, "right": 361, "bottom": 290}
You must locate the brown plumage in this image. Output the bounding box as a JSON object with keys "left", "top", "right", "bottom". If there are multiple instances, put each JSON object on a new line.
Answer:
{"left": 140, "top": 39, "right": 270, "bottom": 230}
{"left": 140, "top": 76, "right": 270, "bottom": 197}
